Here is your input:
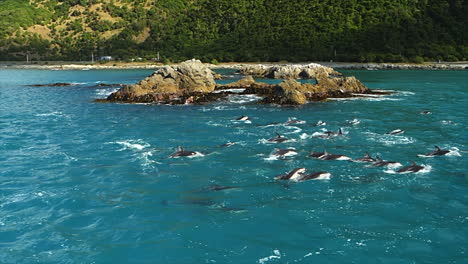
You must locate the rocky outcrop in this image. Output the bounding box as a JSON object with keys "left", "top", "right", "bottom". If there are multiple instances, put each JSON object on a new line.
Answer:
{"left": 106, "top": 59, "right": 218, "bottom": 103}
{"left": 238, "top": 63, "right": 341, "bottom": 79}
{"left": 103, "top": 60, "right": 376, "bottom": 106}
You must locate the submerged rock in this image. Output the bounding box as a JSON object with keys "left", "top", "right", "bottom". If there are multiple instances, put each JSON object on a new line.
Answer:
{"left": 28, "top": 82, "right": 74, "bottom": 87}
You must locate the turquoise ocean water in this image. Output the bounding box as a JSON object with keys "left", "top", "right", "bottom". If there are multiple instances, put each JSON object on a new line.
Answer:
{"left": 0, "top": 69, "right": 467, "bottom": 263}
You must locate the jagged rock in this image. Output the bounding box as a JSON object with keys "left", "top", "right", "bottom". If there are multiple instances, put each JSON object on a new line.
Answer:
{"left": 238, "top": 63, "right": 341, "bottom": 79}
{"left": 222, "top": 76, "right": 257, "bottom": 88}
{"left": 106, "top": 59, "right": 216, "bottom": 103}
{"left": 103, "top": 60, "right": 372, "bottom": 106}
{"left": 315, "top": 76, "right": 368, "bottom": 94}
{"left": 260, "top": 77, "right": 370, "bottom": 105}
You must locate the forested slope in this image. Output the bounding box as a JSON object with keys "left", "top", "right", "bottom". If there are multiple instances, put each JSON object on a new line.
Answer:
{"left": 0, "top": 0, "right": 466, "bottom": 62}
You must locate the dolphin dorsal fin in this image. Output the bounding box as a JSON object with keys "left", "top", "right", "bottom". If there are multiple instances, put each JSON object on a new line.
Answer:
{"left": 376, "top": 156, "right": 382, "bottom": 161}
{"left": 338, "top": 128, "right": 343, "bottom": 135}
{"left": 411, "top": 161, "right": 416, "bottom": 166}
{"left": 276, "top": 133, "right": 282, "bottom": 138}
{"left": 365, "top": 152, "right": 370, "bottom": 158}
{"left": 435, "top": 145, "right": 440, "bottom": 151}
{"left": 177, "top": 146, "right": 183, "bottom": 152}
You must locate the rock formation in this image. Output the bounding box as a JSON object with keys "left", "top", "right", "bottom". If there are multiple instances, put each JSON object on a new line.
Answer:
{"left": 103, "top": 60, "right": 380, "bottom": 105}
{"left": 107, "top": 59, "right": 218, "bottom": 103}
{"left": 237, "top": 63, "right": 341, "bottom": 79}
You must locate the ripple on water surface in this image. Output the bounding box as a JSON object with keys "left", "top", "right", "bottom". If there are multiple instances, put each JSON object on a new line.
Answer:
{"left": 0, "top": 69, "right": 467, "bottom": 263}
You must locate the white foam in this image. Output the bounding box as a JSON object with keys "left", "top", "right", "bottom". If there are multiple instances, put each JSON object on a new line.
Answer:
{"left": 113, "top": 140, "right": 149, "bottom": 151}
{"left": 447, "top": 147, "right": 462, "bottom": 157}
{"left": 284, "top": 126, "right": 302, "bottom": 134}
{"left": 258, "top": 250, "right": 281, "bottom": 264}
{"left": 228, "top": 94, "right": 263, "bottom": 104}
{"left": 329, "top": 97, "right": 401, "bottom": 102}
{"left": 441, "top": 120, "right": 455, "bottom": 125}
{"left": 95, "top": 88, "right": 119, "bottom": 97}
{"left": 364, "top": 132, "right": 415, "bottom": 146}
{"left": 35, "top": 111, "right": 63, "bottom": 117}
{"left": 398, "top": 91, "right": 416, "bottom": 96}
{"left": 312, "top": 132, "right": 326, "bottom": 137}
{"left": 263, "top": 155, "right": 279, "bottom": 161}
{"left": 213, "top": 88, "right": 245, "bottom": 93}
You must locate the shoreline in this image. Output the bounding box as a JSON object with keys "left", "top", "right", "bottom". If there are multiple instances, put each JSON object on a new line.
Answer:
{"left": 0, "top": 61, "right": 467, "bottom": 71}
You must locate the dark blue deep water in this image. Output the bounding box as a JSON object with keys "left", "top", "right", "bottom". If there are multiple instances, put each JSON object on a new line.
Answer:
{"left": 0, "top": 69, "right": 467, "bottom": 263}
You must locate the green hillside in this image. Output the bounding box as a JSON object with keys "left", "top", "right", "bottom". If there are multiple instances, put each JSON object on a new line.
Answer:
{"left": 0, "top": 0, "right": 466, "bottom": 62}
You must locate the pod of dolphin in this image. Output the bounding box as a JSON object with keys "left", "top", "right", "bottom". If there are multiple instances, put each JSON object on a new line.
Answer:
{"left": 168, "top": 115, "right": 455, "bottom": 183}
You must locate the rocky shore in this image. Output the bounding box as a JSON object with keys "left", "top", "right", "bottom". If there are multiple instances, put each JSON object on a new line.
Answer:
{"left": 100, "top": 59, "right": 389, "bottom": 106}
{"left": 1, "top": 61, "right": 466, "bottom": 71}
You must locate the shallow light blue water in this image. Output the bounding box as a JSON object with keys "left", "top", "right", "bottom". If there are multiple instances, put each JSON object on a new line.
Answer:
{"left": 0, "top": 69, "right": 467, "bottom": 263}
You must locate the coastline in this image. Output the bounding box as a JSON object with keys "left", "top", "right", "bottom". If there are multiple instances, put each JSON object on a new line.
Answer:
{"left": 0, "top": 61, "right": 467, "bottom": 70}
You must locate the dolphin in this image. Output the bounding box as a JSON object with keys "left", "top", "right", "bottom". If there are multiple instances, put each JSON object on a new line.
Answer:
{"left": 316, "top": 120, "right": 327, "bottom": 126}
{"left": 386, "top": 129, "right": 404, "bottom": 135}
{"left": 236, "top": 115, "right": 251, "bottom": 121}
{"left": 313, "top": 128, "right": 343, "bottom": 139}
{"left": 354, "top": 152, "right": 376, "bottom": 163}
{"left": 370, "top": 156, "right": 402, "bottom": 168}
{"left": 299, "top": 171, "right": 332, "bottom": 181}
{"left": 318, "top": 151, "right": 351, "bottom": 161}
{"left": 327, "top": 128, "right": 343, "bottom": 136}
{"left": 285, "top": 117, "right": 306, "bottom": 125}
{"left": 218, "top": 142, "right": 236, "bottom": 148}
{"left": 349, "top": 119, "right": 361, "bottom": 125}
{"left": 267, "top": 133, "right": 289, "bottom": 143}
{"left": 204, "top": 184, "right": 237, "bottom": 192}
{"left": 420, "top": 111, "right": 432, "bottom": 115}
{"left": 169, "top": 146, "right": 199, "bottom": 158}
{"left": 273, "top": 148, "right": 298, "bottom": 158}
{"left": 275, "top": 168, "right": 307, "bottom": 181}
{"left": 418, "top": 146, "right": 450, "bottom": 157}
{"left": 309, "top": 151, "right": 326, "bottom": 158}
{"left": 397, "top": 161, "right": 424, "bottom": 173}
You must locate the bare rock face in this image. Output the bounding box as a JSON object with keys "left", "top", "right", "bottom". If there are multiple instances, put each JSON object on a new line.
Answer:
{"left": 315, "top": 76, "right": 368, "bottom": 94}
{"left": 107, "top": 59, "right": 216, "bottom": 103}
{"left": 221, "top": 76, "right": 257, "bottom": 88}
{"left": 275, "top": 80, "right": 308, "bottom": 105}
{"left": 238, "top": 63, "right": 341, "bottom": 79}
{"left": 259, "top": 77, "right": 370, "bottom": 105}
